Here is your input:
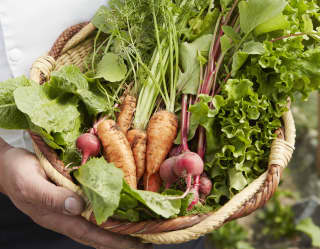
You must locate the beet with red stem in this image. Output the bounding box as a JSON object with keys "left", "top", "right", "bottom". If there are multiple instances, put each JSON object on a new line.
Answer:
{"left": 188, "top": 175, "right": 200, "bottom": 210}
{"left": 161, "top": 95, "right": 205, "bottom": 201}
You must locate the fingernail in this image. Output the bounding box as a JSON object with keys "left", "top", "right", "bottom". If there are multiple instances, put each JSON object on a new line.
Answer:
{"left": 64, "top": 197, "right": 83, "bottom": 215}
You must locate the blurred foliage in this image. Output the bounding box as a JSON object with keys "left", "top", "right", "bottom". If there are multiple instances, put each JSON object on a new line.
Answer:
{"left": 296, "top": 218, "right": 320, "bottom": 248}
{"left": 208, "top": 220, "right": 255, "bottom": 249}
{"left": 290, "top": 92, "right": 319, "bottom": 198}
{"left": 256, "top": 189, "right": 297, "bottom": 239}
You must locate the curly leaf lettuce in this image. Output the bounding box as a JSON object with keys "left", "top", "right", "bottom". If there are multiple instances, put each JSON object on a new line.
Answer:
{"left": 190, "top": 79, "right": 283, "bottom": 204}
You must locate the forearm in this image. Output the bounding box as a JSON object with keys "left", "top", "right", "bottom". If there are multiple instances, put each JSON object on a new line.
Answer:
{"left": 0, "top": 137, "right": 13, "bottom": 195}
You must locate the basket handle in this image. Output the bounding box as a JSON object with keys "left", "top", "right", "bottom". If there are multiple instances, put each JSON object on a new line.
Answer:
{"left": 30, "top": 22, "right": 95, "bottom": 84}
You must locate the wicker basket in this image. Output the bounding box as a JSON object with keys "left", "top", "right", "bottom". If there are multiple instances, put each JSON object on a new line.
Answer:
{"left": 29, "top": 22, "right": 296, "bottom": 245}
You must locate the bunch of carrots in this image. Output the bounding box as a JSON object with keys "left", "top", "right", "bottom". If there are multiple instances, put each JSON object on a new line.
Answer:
{"left": 73, "top": 0, "right": 244, "bottom": 210}
{"left": 72, "top": 0, "right": 224, "bottom": 210}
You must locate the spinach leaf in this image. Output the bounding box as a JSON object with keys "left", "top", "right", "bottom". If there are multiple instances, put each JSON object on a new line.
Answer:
{"left": 74, "top": 158, "right": 123, "bottom": 225}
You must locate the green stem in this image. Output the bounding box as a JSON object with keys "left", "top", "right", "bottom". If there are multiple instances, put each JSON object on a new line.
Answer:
{"left": 92, "top": 30, "right": 101, "bottom": 71}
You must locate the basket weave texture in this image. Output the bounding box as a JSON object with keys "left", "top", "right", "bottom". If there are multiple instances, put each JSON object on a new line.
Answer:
{"left": 29, "top": 22, "right": 296, "bottom": 245}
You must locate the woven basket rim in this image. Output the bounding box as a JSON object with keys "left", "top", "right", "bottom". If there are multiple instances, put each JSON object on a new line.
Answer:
{"left": 29, "top": 22, "right": 296, "bottom": 244}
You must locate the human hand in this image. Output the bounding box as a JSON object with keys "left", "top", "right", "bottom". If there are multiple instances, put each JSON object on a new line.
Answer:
{"left": 0, "top": 146, "right": 153, "bottom": 249}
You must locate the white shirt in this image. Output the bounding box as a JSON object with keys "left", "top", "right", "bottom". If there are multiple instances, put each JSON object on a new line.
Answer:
{"left": 0, "top": 0, "right": 108, "bottom": 150}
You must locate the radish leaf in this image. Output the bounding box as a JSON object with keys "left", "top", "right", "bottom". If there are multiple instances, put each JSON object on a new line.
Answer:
{"left": 239, "top": 0, "right": 287, "bottom": 34}
{"left": 177, "top": 34, "right": 213, "bottom": 95}
{"left": 95, "top": 53, "right": 127, "bottom": 82}
{"left": 74, "top": 157, "right": 123, "bottom": 225}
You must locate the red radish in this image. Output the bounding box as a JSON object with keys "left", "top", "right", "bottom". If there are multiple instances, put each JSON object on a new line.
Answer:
{"left": 172, "top": 152, "right": 204, "bottom": 199}
{"left": 165, "top": 152, "right": 204, "bottom": 200}
{"left": 173, "top": 152, "right": 204, "bottom": 177}
{"left": 199, "top": 175, "right": 212, "bottom": 197}
{"left": 159, "top": 157, "right": 178, "bottom": 189}
{"left": 76, "top": 133, "right": 101, "bottom": 165}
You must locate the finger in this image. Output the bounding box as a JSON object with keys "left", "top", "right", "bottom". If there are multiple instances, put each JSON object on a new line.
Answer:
{"left": 26, "top": 175, "right": 85, "bottom": 216}
{"left": 8, "top": 150, "right": 85, "bottom": 216}
{"left": 35, "top": 212, "right": 153, "bottom": 249}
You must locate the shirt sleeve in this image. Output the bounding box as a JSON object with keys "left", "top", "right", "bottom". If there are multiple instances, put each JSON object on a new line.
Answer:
{"left": 0, "top": 0, "right": 109, "bottom": 78}
{"left": 0, "top": 21, "right": 12, "bottom": 82}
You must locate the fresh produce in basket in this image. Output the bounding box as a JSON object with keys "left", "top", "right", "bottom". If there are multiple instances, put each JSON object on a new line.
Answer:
{"left": 0, "top": 0, "right": 320, "bottom": 238}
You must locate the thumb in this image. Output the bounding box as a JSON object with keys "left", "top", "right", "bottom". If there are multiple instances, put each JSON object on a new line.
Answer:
{"left": 28, "top": 174, "right": 85, "bottom": 216}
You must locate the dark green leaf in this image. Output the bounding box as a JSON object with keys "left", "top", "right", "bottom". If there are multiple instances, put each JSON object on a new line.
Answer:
{"left": 221, "top": 35, "right": 233, "bottom": 54}
{"left": 48, "top": 65, "right": 108, "bottom": 115}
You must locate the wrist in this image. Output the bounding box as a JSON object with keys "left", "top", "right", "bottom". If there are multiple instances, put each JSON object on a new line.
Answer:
{"left": 0, "top": 138, "right": 13, "bottom": 195}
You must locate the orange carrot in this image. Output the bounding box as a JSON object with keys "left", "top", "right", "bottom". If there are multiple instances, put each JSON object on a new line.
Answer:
{"left": 117, "top": 95, "right": 136, "bottom": 135}
{"left": 127, "top": 129, "right": 147, "bottom": 182}
{"left": 143, "top": 172, "right": 162, "bottom": 192}
{"left": 145, "top": 110, "right": 178, "bottom": 187}
{"left": 97, "top": 120, "right": 137, "bottom": 189}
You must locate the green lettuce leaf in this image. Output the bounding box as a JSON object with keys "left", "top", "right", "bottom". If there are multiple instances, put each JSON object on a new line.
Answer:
{"left": 74, "top": 158, "right": 123, "bottom": 225}
{"left": 14, "top": 85, "right": 80, "bottom": 134}
{"left": 48, "top": 65, "right": 108, "bottom": 115}
{"left": 0, "top": 76, "right": 32, "bottom": 129}
{"left": 242, "top": 41, "right": 265, "bottom": 55}
{"left": 122, "top": 181, "right": 181, "bottom": 218}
